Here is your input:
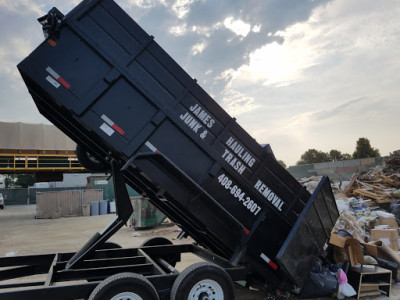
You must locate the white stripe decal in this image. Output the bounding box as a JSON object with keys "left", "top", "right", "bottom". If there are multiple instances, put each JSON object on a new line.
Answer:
{"left": 260, "top": 253, "right": 278, "bottom": 270}
{"left": 100, "top": 123, "right": 114, "bottom": 136}
{"left": 145, "top": 141, "right": 157, "bottom": 152}
{"left": 46, "top": 66, "right": 60, "bottom": 79}
{"left": 101, "top": 114, "right": 114, "bottom": 127}
{"left": 260, "top": 253, "right": 271, "bottom": 263}
{"left": 45, "top": 75, "right": 60, "bottom": 88}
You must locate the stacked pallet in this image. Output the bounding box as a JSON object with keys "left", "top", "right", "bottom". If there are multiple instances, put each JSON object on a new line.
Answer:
{"left": 343, "top": 171, "right": 400, "bottom": 206}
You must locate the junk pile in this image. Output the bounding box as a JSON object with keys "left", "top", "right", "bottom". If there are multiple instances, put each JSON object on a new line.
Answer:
{"left": 343, "top": 171, "right": 400, "bottom": 208}
{"left": 384, "top": 150, "right": 400, "bottom": 173}
{"left": 297, "top": 153, "right": 400, "bottom": 299}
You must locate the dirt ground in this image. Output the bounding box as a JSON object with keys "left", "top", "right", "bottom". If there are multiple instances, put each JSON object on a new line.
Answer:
{"left": 1, "top": 205, "right": 400, "bottom": 299}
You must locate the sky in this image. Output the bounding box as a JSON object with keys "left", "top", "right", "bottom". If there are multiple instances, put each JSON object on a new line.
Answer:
{"left": 0, "top": 0, "right": 399, "bottom": 166}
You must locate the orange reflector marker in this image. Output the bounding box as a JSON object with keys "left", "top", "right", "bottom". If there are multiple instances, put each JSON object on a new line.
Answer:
{"left": 48, "top": 39, "right": 56, "bottom": 47}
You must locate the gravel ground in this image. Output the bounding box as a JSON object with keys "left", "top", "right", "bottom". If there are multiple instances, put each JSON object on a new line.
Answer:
{"left": 1, "top": 205, "right": 399, "bottom": 299}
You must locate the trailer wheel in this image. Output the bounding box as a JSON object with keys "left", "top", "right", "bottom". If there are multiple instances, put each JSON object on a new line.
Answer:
{"left": 170, "top": 262, "right": 234, "bottom": 300}
{"left": 141, "top": 237, "right": 180, "bottom": 267}
{"left": 76, "top": 144, "right": 109, "bottom": 172}
{"left": 89, "top": 272, "right": 159, "bottom": 300}
{"left": 0, "top": 205, "right": 3, "bottom": 209}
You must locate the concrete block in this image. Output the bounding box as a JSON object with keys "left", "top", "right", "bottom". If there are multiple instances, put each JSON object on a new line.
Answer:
{"left": 314, "top": 162, "right": 329, "bottom": 170}
{"left": 360, "top": 157, "right": 376, "bottom": 166}
{"left": 317, "top": 168, "right": 335, "bottom": 175}
{"left": 343, "top": 159, "right": 360, "bottom": 167}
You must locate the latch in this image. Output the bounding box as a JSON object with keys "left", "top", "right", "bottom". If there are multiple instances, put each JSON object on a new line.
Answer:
{"left": 37, "top": 7, "right": 65, "bottom": 40}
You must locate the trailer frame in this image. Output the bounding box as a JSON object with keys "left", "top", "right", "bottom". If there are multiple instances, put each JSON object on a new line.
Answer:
{"left": 0, "top": 162, "right": 248, "bottom": 300}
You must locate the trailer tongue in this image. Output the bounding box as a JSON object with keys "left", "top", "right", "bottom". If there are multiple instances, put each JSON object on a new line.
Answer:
{"left": 6, "top": 0, "right": 339, "bottom": 298}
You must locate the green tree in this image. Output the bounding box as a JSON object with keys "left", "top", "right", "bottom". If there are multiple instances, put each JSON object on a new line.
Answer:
{"left": 329, "top": 149, "right": 342, "bottom": 161}
{"left": 352, "top": 138, "right": 380, "bottom": 159}
{"left": 15, "top": 174, "right": 35, "bottom": 188}
{"left": 296, "top": 149, "right": 330, "bottom": 165}
{"left": 329, "top": 149, "right": 352, "bottom": 161}
{"left": 4, "top": 175, "right": 16, "bottom": 188}
{"left": 342, "top": 153, "right": 353, "bottom": 160}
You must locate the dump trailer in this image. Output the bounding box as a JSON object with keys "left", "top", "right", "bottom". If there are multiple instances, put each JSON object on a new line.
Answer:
{"left": 4, "top": 0, "right": 338, "bottom": 298}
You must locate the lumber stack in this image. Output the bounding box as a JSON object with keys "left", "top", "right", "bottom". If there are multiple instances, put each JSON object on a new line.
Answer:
{"left": 344, "top": 171, "right": 400, "bottom": 206}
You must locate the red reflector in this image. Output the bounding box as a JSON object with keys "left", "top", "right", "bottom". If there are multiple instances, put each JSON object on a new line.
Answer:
{"left": 269, "top": 260, "right": 278, "bottom": 270}
{"left": 57, "top": 77, "right": 71, "bottom": 89}
{"left": 244, "top": 228, "right": 250, "bottom": 235}
{"left": 260, "top": 253, "right": 278, "bottom": 271}
{"left": 47, "top": 39, "right": 56, "bottom": 47}
{"left": 112, "top": 124, "right": 125, "bottom": 135}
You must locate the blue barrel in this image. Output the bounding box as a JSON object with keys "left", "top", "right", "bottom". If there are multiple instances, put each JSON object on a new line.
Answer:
{"left": 99, "top": 200, "right": 108, "bottom": 215}
{"left": 90, "top": 201, "right": 99, "bottom": 216}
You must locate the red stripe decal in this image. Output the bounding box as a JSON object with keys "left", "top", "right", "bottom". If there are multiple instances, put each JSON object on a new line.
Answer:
{"left": 57, "top": 77, "right": 71, "bottom": 89}
{"left": 112, "top": 124, "right": 125, "bottom": 135}
{"left": 244, "top": 227, "right": 250, "bottom": 235}
{"left": 269, "top": 260, "right": 278, "bottom": 270}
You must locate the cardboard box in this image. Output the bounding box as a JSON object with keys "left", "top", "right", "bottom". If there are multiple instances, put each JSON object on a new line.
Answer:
{"left": 329, "top": 233, "right": 347, "bottom": 248}
{"left": 362, "top": 242, "right": 379, "bottom": 257}
{"left": 371, "top": 228, "right": 400, "bottom": 251}
{"left": 330, "top": 233, "right": 365, "bottom": 266}
{"left": 374, "top": 217, "right": 399, "bottom": 229}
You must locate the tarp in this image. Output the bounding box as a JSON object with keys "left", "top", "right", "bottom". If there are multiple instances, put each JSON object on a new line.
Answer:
{"left": 0, "top": 122, "right": 76, "bottom": 150}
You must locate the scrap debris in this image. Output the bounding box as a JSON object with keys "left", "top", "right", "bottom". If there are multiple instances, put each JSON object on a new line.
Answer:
{"left": 296, "top": 152, "right": 400, "bottom": 298}
{"left": 299, "top": 161, "right": 400, "bottom": 210}
{"left": 298, "top": 155, "right": 400, "bottom": 266}
{"left": 343, "top": 171, "right": 400, "bottom": 205}
{"left": 384, "top": 150, "right": 400, "bottom": 173}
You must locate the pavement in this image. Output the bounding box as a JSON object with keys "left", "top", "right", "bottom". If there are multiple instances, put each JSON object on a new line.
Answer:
{"left": 1, "top": 205, "right": 400, "bottom": 299}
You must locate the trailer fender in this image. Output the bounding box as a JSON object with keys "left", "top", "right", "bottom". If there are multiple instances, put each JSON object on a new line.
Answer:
{"left": 140, "top": 237, "right": 180, "bottom": 267}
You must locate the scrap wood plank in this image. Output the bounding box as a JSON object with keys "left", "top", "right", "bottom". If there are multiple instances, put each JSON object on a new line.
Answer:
{"left": 353, "top": 189, "right": 392, "bottom": 203}
{"left": 344, "top": 173, "right": 359, "bottom": 196}
{"left": 377, "top": 174, "right": 399, "bottom": 187}
{"left": 362, "top": 200, "right": 377, "bottom": 207}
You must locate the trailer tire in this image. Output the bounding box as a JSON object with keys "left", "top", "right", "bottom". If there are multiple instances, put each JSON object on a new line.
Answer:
{"left": 170, "top": 262, "right": 234, "bottom": 300}
{"left": 76, "top": 144, "right": 109, "bottom": 172}
{"left": 141, "top": 237, "right": 180, "bottom": 267}
{"left": 89, "top": 272, "right": 159, "bottom": 300}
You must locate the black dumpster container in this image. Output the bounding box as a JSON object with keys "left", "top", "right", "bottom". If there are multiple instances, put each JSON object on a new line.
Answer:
{"left": 17, "top": 0, "right": 339, "bottom": 289}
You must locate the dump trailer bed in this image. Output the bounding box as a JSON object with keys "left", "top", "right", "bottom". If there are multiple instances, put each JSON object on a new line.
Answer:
{"left": 17, "top": 0, "right": 339, "bottom": 291}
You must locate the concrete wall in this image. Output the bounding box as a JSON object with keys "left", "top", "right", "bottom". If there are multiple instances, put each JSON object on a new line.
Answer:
{"left": 287, "top": 157, "right": 383, "bottom": 179}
